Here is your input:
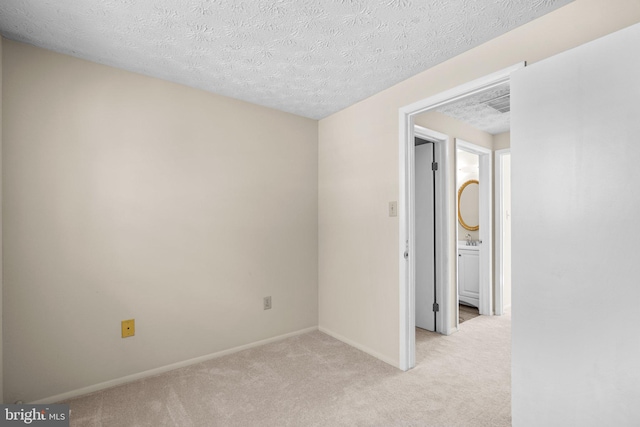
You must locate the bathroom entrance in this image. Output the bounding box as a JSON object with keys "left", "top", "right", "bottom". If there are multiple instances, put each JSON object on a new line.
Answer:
{"left": 456, "top": 140, "right": 492, "bottom": 322}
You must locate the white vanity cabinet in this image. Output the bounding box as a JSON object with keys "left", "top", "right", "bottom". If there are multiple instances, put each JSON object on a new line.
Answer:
{"left": 458, "top": 245, "right": 480, "bottom": 308}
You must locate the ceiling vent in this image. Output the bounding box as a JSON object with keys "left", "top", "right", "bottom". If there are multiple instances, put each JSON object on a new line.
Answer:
{"left": 483, "top": 93, "right": 510, "bottom": 113}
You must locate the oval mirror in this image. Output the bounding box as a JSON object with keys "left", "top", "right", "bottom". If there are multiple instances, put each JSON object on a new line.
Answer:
{"left": 458, "top": 179, "right": 479, "bottom": 231}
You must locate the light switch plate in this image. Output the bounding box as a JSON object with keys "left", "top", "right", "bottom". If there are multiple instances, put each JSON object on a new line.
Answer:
{"left": 389, "top": 201, "right": 398, "bottom": 217}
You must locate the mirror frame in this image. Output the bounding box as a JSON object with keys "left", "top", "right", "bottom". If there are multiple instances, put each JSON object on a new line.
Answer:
{"left": 458, "top": 179, "right": 479, "bottom": 231}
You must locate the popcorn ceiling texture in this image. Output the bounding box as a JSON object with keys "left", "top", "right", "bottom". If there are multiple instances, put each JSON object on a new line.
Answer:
{"left": 0, "top": 0, "right": 571, "bottom": 119}
{"left": 436, "top": 83, "right": 511, "bottom": 134}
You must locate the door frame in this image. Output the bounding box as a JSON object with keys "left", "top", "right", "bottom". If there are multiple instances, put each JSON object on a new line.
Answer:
{"left": 494, "top": 148, "right": 511, "bottom": 316}
{"left": 398, "top": 62, "right": 524, "bottom": 371}
{"left": 456, "top": 139, "right": 493, "bottom": 316}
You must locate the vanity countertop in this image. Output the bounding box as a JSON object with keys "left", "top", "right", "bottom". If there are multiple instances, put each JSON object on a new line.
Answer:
{"left": 458, "top": 241, "right": 480, "bottom": 250}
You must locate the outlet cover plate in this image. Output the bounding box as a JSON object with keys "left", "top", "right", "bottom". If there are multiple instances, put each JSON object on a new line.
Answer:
{"left": 121, "top": 319, "right": 135, "bottom": 338}
{"left": 389, "top": 201, "right": 398, "bottom": 217}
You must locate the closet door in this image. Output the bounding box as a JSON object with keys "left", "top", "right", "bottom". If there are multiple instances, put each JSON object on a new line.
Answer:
{"left": 415, "top": 142, "right": 435, "bottom": 331}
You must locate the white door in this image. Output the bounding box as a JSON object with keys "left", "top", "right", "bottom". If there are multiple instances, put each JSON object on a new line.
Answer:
{"left": 415, "top": 141, "right": 435, "bottom": 331}
{"left": 495, "top": 149, "right": 512, "bottom": 316}
{"left": 501, "top": 154, "right": 511, "bottom": 311}
{"left": 511, "top": 22, "right": 640, "bottom": 426}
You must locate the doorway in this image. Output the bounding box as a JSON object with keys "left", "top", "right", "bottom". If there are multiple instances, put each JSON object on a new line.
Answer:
{"left": 398, "top": 63, "right": 523, "bottom": 371}
{"left": 456, "top": 140, "right": 492, "bottom": 317}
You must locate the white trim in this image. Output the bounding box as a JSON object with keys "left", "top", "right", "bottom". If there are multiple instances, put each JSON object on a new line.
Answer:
{"left": 400, "top": 63, "right": 525, "bottom": 118}
{"left": 398, "top": 109, "right": 413, "bottom": 371}
{"left": 399, "top": 119, "right": 451, "bottom": 371}
{"left": 494, "top": 148, "right": 511, "bottom": 316}
{"left": 444, "top": 326, "right": 459, "bottom": 335}
{"left": 456, "top": 139, "right": 493, "bottom": 317}
{"left": 319, "top": 326, "right": 399, "bottom": 368}
{"left": 398, "top": 62, "right": 524, "bottom": 371}
{"left": 30, "top": 326, "right": 318, "bottom": 404}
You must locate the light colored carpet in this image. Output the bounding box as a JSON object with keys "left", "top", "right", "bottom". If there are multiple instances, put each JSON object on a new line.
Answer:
{"left": 63, "top": 313, "right": 511, "bottom": 426}
{"left": 459, "top": 303, "right": 480, "bottom": 324}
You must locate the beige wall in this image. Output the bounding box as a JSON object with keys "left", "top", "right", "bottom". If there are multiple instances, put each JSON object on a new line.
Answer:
{"left": 2, "top": 40, "right": 318, "bottom": 403}
{"left": 416, "top": 111, "right": 494, "bottom": 151}
{"left": 318, "top": 98, "right": 400, "bottom": 363}
{"left": 318, "top": 0, "right": 640, "bottom": 367}
{"left": 493, "top": 131, "right": 511, "bottom": 150}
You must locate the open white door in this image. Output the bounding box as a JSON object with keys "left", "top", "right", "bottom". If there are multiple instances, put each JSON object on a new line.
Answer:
{"left": 495, "top": 149, "right": 511, "bottom": 316}
{"left": 415, "top": 140, "right": 435, "bottom": 331}
{"left": 511, "top": 22, "right": 640, "bottom": 426}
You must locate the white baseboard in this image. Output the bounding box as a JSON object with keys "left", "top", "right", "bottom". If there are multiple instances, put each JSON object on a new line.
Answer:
{"left": 318, "top": 326, "right": 399, "bottom": 369}
{"left": 31, "top": 326, "right": 318, "bottom": 404}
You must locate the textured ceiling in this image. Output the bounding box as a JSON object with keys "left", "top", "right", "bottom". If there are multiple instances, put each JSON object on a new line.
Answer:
{"left": 436, "top": 83, "right": 510, "bottom": 134}
{"left": 0, "top": 0, "right": 571, "bottom": 119}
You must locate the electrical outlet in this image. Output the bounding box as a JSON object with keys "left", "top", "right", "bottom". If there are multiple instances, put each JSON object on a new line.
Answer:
{"left": 121, "top": 319, "right": 135, "bottom": 338}
{"left": 263, "top": 296, "right": 272, "bottom": 310}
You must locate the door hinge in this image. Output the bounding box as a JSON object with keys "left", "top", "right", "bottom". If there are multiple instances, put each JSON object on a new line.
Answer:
{"left": 431, "top": 162, "right": 438, "bottom": 171}
{"left": 432, "top": 302, "right": 439, "bottom": 312}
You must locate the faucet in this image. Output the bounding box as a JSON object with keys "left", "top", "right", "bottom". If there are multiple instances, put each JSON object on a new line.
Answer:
{"left": 466, "top": 234, "right": 472, "bottom": 245}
